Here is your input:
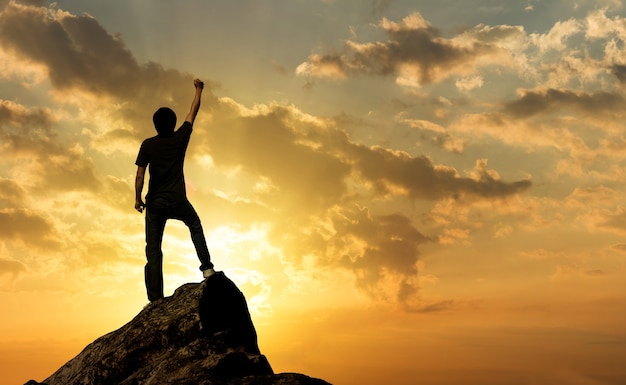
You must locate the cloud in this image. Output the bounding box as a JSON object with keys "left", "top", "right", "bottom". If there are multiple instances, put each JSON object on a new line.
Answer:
{"left": 0, "top": 177, "right": 25, "bottom": 206}
{"left": 503, "top": 88, "right": 624, "bottom": 119}
{"left": 446, "top": 86, "right": 626, "bottom": 164}
{"left": 203, "top": 101, "right": 352, "bottom": 212}
{"left": 599, "top": 206, "right": 626, "bottom": 233}
{"left": 0, "top": 98, "right": 130, "bottom": 269}
{"left": 611, "top": 64, "right": 626, "bottom": 83}
{"left": 196, "top": 98, "right": 531, "bottom": 304}
{"left": 0, "top": 99, "right": 101, "bottom": 192}
{"left": 552, "top": 263, "right": 607, "bottom": 279}
{"left": 296, "top": 7, "right": 626, "bottom": 95}
{"left": 0, "top": 1, "right": 201, "bottom": 203}
{"left": 0, "top": 99, "right": 55, "bottom": 154}
{"left": 0, "top": 1, "right": 219, "bottom": 147}
{"left": 296, "top": 12, "right": 514, "bottom": 86}
{"left": 100, "top": 175, "right": 134, "bottom": 213}
{"left": 204, "top": 99, "right": 531, "bottom": 213}
{"left": 334, "top": 209, "right": 428, "bottom": 304}
{"left": 0, "top": 257, "right": 26, "bottom": 279}
{"left": 585, "top": 7, "right": 626, "bottom": 40}
{"left": 0, "top": 257, "right": 26, "bottom": 288}
{"left": 350, "top": 145, "right": 531, "bottom": 200}
{"left": 269, "top": 204, "right": 430, "bottom": 303}
{"left": 75, "top": 239, "right": 128, "bottom": 268}
{"left": 335, "top": 207, "right": 429, "bottom": 274}
{"left": 610, "top": 243, "right": 626, "bottom": 253}
{"left": 0, "top": 2, "right": 139, "bottom": 96}
{"left": 0, "top": 208, "right": 60, "bottom": 249}
{"left": 455, "top": 75, "right": 484, "bottom": 92}
{"left": 405, "top": 298, "right": 455, "bottom": 313}
{"left": 0, "top": 2, "right": 533, "bottom": 204}
{"left": 0, "top": 3, "right": 534, "bottom": 307}
{"left": 531, "top": 18, "right": 582, "bottom": 52}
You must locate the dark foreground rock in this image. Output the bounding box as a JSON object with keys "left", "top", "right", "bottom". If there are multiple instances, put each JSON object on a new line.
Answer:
{"left": 25, "top": 272, "right": 330, "bottom": 385}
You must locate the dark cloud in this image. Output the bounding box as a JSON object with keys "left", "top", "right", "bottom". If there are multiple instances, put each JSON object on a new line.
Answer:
{"left": 600, "top": 207, "right": 626, "bottom": 233}
{"left": 335, "top": 207, "right": 429, "bottom": 275}
{"left": 0, "top": 99, "right": 100, "bottom": 192}
{"left": 503, "top": 89, "right": 624, "bottom": 118}
{"left": 265, "top": 203, "right": 430, "bottom": 303}
{"left": 100, "top": 175, "right": 133, "bottom": 213}
{"left": 611, "top": 243, "right": 626, "bottom": 253}
{"left": 0, "top": 2, "right": 140, "bottom": 96}
{"left": 0, "top": 208, "right": 60, "bottom": 249}
{"left": 203, "top": 105, "right": 352, "bottom": 212}
{"left": 611, "top": 64, "right": 626, "bottom": 84}
{"left": 203, "top": 101, "right": 529, "bottom": 303}
{"left": 0, "top": 1, "right": 218, "bottom": 142}
{"left": 273, "top": 63, "right": 288, "bottom": 75}
{"left": 555, "top": 263, "right": 607, "bottom": 278}
{"left": 0, "top": 257, "right": 26, "bottom": 280}
{"left": 0, "top": 177, "right": 25, "bottom": 206}
{"left": 297, "top": 12, "right": 505, "bottom": 85}
{"left": 0, "top": 99, "right": 55, "bottom": 157}
{"left": 206, "top": 102, "right": 530, "bottom": 213}
{"left": 77, "top": 240, "right": 131, "bottom": 267}
{"left": 432, "top": 133, "right": 464, "bottom": 153}
{"left": 405, "top": 298, "right": 455, "bottom": 313}
{"left": 347, "top": 143, "right": 531, "bottom": 200}
{"left": 40, "top": 150, "right": 100, "bottom": 192}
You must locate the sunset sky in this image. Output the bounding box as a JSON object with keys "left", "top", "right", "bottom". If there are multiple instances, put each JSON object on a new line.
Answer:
{"left": 2, "top": 0, "right": 626, "bottom": 384}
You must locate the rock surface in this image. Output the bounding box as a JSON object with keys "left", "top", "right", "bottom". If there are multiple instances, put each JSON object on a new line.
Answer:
{"left": 25, "top": 272, "right": 330, "bottom": 385}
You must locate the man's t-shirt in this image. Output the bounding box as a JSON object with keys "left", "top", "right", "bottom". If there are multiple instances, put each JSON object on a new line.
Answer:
{"left": 135, "top": 121, "right": 193, "bottom": 203}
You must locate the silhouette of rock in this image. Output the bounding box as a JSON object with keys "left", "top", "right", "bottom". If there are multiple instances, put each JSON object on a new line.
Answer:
{"left": 24, "top": 272, "right": 330, "bottom": 385}
{"left": 200, "top": 271, "right": 260, "bottom": 354}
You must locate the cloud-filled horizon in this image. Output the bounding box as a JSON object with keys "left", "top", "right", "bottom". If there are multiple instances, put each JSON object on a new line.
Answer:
{"left": 1, "top": 1, "right": 626, "bottom": 384}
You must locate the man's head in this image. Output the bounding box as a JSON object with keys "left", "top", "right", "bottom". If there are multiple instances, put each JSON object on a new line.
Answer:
{"left": 153, "top": 107, "right": 176, "bottom": 136}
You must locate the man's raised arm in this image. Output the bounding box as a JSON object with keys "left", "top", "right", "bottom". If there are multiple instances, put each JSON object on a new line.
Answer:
{"left": 184, "top": 79, "right": 204, "bottom": 125}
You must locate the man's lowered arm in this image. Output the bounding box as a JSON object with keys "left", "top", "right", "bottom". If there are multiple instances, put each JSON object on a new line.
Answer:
{"left": 135, "top": 166, "right": 146, "bottom": 213}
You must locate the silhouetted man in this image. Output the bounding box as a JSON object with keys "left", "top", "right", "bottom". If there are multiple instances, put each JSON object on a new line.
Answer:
{"left": 134, "top": 78, "right": 215, "bottom": 302}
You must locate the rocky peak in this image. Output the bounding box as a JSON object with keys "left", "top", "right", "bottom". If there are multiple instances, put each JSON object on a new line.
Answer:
{"left": 25, "top": 272, "right": 330, "bottom": 385}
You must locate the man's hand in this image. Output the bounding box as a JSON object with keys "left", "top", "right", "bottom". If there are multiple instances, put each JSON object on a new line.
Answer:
{"left": 194, "top": 78, "right": 204, "bottom": 90}
{"left": 135, "top": 200, "right": 146, "bottom": 213}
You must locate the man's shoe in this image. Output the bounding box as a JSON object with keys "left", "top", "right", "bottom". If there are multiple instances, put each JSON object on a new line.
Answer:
{"left": 202, "top": 268, "right": 215, "bottom": 279}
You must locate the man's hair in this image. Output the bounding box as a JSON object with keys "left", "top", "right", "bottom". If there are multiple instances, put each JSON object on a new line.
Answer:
{"left": 153, "top": 107, "right": 177, "bottom": 135}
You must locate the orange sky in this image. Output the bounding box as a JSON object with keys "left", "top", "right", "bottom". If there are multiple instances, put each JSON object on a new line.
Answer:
{"left": 1, "top": 1, "right": 626, "bottom": 384}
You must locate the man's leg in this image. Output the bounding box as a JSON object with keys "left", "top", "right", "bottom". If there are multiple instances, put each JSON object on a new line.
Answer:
{"left": 145, "top": 205, "right": 167, "bottom": 301}
{"left": 176, "top": 200, "right": 213, "bottom": 271}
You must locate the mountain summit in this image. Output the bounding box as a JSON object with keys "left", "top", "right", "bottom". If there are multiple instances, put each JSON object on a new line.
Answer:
{"left": 25, "top": 272, "right": 330, "bottom": 385}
